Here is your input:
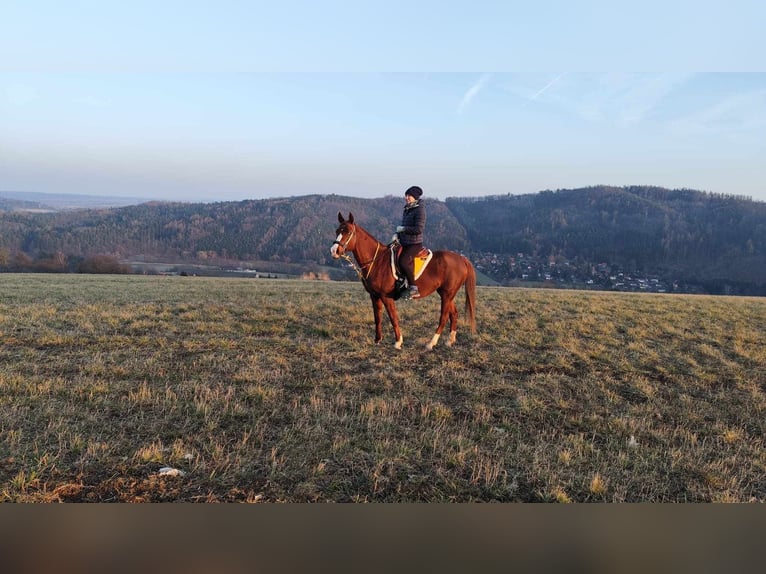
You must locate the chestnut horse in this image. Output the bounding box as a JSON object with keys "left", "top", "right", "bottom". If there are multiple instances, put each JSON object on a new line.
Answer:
{"left": 331, "top": 212, "right": 476, "bottom": 350}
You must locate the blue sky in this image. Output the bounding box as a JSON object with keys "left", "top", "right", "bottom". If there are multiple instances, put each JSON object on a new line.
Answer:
{"left": 1, "top": 2, "right": 765, "bottom": 202}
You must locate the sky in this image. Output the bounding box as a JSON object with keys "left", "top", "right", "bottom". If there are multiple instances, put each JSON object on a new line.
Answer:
{"left": 1, "top": 2, "right": 765, "bottom": 203}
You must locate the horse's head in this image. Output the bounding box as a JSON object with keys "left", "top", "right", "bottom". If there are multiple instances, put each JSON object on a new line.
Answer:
{"left": 330, "top": 212, "right": 357, "bottom": 258}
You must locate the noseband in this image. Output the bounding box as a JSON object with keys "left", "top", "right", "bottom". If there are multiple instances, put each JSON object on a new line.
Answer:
{"left": 333, "top": 226, "right": 355, "bottom": 251}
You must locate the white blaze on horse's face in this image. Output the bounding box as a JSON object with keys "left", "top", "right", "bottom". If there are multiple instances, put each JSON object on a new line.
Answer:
{"left": 330, "top": 233, "right": 344, "bottom": 258}
{"left": 331, "top": 225, "right": 355, "bottom": 258}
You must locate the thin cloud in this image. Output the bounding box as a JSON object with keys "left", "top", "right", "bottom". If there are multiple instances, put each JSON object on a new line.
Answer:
{"left": 4, "top": 83, "right": 39, "bottom": 106}
{"left": 458, "top": 74, "right": 491, "bottom": 114}
{"left": 612, "top": 73, "right": 694, "bottom": 126}
{"left": 521, "top": 72, "right": 566, "bottom": 108}
{"left": 74, "top": 95, "right": 108, "bottom": 108}
{"left": 530, "top": 73, "right": 693, "bottom": 126}
{"left": 669, "top": 88, "right": 766, "bottom": 137}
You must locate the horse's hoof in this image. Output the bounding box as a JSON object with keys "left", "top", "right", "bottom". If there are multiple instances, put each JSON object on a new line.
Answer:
{"left": 426, "top": 334, "right": 440, "bottom": 350}
{"left": 394, "top": 337, "right": 403, "bottom": 350}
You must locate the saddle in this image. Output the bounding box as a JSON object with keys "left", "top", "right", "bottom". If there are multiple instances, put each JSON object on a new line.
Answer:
{"left": 390, "top": 243, "right": 433, "bottom": 296}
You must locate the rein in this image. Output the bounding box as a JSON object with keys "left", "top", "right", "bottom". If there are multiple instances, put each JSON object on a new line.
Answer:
{"left": 337, "top": 227, "right": 381, "bottom": 285}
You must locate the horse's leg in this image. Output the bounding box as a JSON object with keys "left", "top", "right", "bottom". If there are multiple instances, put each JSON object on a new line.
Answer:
{"left": 371, "top": 295, "right": 384, "bottom": 344}
{"left": 381, "top": 297, "right": 404, "bottom": 349}
{"left": 426, "top": 291, "right": 453, "bottom": 350}
{"left": 447, "top": 299, "right": 459, "bottom": 347}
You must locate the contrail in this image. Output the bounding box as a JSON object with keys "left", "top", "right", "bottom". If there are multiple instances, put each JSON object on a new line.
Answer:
{"left": 458, "top": 74, "right": 491, "bottom": 114}
{"left": 522, "top": 72, "right": 566, "bottom": 107}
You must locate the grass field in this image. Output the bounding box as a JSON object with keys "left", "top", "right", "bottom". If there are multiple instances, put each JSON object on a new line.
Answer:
{"left": 1, "top": 273, "right": 765, "bottom": 502}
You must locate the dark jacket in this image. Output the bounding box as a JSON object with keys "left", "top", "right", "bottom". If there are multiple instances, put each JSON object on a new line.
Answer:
{"left": 399, "top": 200, "right": 425, "bottom": 246}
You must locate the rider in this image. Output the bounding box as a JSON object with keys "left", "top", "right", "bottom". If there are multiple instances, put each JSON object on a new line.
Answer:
{"left": 396, "top": 185, "right": 426, "bottom": 299}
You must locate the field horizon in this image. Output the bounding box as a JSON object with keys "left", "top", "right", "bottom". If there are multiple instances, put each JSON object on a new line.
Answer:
{"left": 1, "top": 274, "right": 764, "bottom": 502}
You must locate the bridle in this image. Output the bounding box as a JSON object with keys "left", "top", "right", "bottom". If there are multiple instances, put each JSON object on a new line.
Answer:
{"left": 332, "top": 225, "right": 356, "bottom": 252}
{"left": 332, "top": 224, "right": 381, "bottom": 284}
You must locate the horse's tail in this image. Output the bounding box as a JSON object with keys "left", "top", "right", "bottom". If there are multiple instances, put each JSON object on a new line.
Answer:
{"left": 463, "top": 257, "right": 477, "bottom": 334}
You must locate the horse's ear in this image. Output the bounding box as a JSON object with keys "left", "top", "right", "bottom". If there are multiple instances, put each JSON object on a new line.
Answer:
{"left": 338, "top": 212, "right": 344, "bottom": 223}
{"left": 348, "top": 213, "right": 355, "bottom": 223}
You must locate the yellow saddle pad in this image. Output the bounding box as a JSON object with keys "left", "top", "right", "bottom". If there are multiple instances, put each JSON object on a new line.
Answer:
{"left": 413, "top": 249, "right": 433, "bottom": 280}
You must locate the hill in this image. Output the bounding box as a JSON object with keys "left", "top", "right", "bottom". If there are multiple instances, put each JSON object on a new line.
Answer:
{"left": 0, "top": 194, "right": 469, "bottom": 279}
{"left": 446, "top": 186, "right": 766, "bottom": 294}
{"left": 1, "top": 186, "right": 766, "bottom": 294}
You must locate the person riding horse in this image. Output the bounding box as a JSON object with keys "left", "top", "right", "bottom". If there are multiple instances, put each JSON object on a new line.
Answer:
{"left": 333, "top": 211, "right": 476, "bottom": 350}
{"left": 395, "top": 186, "right": 426, "bottom": 299}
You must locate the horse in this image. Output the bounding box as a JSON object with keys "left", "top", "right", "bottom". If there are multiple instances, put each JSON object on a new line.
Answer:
{"left": 330, "top": 212, "right": 477, "bottom": 350}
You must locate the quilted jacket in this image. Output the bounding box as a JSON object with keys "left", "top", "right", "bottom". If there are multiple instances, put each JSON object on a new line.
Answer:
{"left": 399, "top": 200, "right": 425, "bottom": 246}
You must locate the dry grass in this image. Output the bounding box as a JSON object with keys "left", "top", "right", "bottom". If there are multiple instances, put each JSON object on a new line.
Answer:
{"left": 1, "top": 274, "right": 765, "bottom": 502}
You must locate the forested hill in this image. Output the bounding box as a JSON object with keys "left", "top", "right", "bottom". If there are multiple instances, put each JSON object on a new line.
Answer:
{"left": 2, "top": 186, "right": 766, "bottom": 294}
{"left": 446, "top": 186, "right": 766, "bottom": 289}
{"left": 0, "top": 194, "right": 469, "bottom": 268}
